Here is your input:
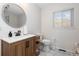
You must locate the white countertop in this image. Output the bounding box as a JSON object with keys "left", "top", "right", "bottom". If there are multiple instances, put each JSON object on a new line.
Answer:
{"left": 0, "top": 34, "right": 36, "bottom": 43}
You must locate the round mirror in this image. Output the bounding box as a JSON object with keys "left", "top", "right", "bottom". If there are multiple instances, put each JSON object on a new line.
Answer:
{"left": 2, "top": 3, "right": 26, "bottom": 28}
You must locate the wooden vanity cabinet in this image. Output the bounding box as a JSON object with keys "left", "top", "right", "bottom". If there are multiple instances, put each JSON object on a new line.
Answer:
{"left": 1, "top": 36, "right": 40, "bottom": 56}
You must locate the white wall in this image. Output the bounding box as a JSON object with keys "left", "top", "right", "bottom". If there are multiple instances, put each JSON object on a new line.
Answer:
{"left": 41, "top": 3, "right": 79, "bottom": 52}
{"left": 0, "top": 3, "right": 41, "bottom": 36}
{"left": 26, "top": 4, "right": 41, "bottom": 34}
{"left": 0, "top": 3, "right": 41, "bottom": 55}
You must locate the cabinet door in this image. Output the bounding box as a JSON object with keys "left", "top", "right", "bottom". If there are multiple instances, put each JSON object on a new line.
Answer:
{"left": 14, "top": 42, "right": 25, "bottom": 56}
{"left": 32, "top": 36, "right": 40, "bottom": 56}
{"left": 32, "top": 39, "right": 36, "bottom": 55}
{"left": 10, "top": 45, "right": 16, "bottom": 56}
{"left": 25, "top": 39, "right": 34, "bottom": 56}
{"left": 25, "top": 40, "right": 29, "bottom": 56}
{"left": 28, "top": 39, "right": 34, "bottom": 56}
{"left": 1, "top": 40, "right": 10, "bottom": 56}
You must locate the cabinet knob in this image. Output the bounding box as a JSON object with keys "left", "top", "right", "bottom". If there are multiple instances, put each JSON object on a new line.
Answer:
{"left": 36, "top": 41, "right": 40, "bottom": 44}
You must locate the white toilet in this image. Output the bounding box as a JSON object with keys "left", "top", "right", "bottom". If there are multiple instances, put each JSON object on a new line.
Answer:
{"left": 41, "top": 39, "right": 51, "bottom": 52}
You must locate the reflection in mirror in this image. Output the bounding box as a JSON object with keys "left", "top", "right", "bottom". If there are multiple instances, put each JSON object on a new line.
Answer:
{"left": 2, "top": 3, "right": 26, "bottom": 28}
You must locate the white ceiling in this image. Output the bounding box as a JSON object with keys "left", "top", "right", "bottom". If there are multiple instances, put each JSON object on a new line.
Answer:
{"left": 35, "top": 3, "right": 52, "bottom": 8}
{"left": 35, "top": 3, "right": 78, "bottom": 9}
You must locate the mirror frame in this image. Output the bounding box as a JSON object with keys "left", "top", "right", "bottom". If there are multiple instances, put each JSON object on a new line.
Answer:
{"left": 2, "top": 3, "right": 26, "bottom": 28}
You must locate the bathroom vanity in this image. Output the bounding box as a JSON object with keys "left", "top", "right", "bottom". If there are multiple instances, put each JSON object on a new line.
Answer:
{"left": 1, "top": 34, "right": 40, "bottom": 56}
{"left": 0, "top": 3, "right": 40, "bottom": 56}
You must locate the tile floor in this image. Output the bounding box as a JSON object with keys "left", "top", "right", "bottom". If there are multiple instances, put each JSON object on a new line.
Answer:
{"left": 39, "top": 48, "right": 75, "bottom": 56}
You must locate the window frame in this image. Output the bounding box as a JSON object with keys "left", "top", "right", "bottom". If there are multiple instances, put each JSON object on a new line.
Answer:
{"left": 53, "top": 8, "right": 74, "bottom": 28}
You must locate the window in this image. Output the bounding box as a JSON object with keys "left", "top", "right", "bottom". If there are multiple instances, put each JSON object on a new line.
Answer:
{"left": 53, "top": 9, "right": 74, "bottom": 28}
